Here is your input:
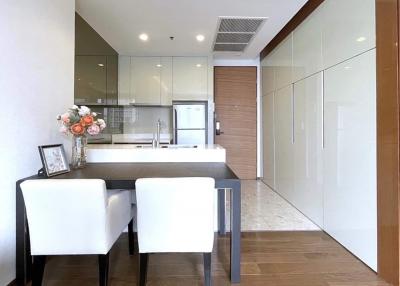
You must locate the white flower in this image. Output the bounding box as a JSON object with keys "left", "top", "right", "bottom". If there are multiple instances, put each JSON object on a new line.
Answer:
{"left": 92, "top": 112, "right": 97, "bottom": 117}
{"left": 78, "top": 106, "right": 91, "bottom": 116}
{"left": 59, "top": 126, "right": 68, "bottom": 134}
{"left": 71, "top": 105, "right": 79, "bottom": 110}
{"left": 97, "top": 119, "right": 106, "bottom": 130}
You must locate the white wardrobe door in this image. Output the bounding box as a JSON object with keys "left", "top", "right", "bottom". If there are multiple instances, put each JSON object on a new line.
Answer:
{"left": 293, "top": 72, "right": 323, "bottom": 227}
{"left": 274, "top": 36, "right": 293, "bottom": 90}
{"left": 261, "top": 54, "right": 276, "bottom": 95}
{"left": 262, "top": 91, "right": 275, "bottom": 189}
{"left": 323, "top": 49, "right": 377, "bottom": 270}
{"left": 274, "top": 85, "right": 294, "bottom": 200}
{"left": 321, "top": 0, "right": 376, "bottom": 70}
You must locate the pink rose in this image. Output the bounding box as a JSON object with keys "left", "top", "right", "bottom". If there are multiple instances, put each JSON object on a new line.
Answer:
{"left": 87, "top": 124, "right": 100, "bottom": 135}
{"left": 61, "top": 113, "right": 70, "bottom": 124}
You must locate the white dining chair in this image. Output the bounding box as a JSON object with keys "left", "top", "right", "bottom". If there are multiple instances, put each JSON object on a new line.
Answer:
{"left": 135, "top": 177, "right": 215, "bottom": 286}
{"left": 20, "top": 179, "right": 135, "bottom": 286}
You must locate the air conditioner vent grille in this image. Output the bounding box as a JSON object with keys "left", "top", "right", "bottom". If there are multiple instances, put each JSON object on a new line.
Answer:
{"left": 219, "top": 18, "right": 265, "bottom": 33}
{"left": 216, "top": 33, "right": 254, "bottom": 44}
{"left": 214, "top": 43, "right": 247, "bottom": 52}
{"left": 213, "top": 17, "right": 266, "bottom": 53}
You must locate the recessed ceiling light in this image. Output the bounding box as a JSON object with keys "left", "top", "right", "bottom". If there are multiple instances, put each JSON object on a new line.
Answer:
{"left": 344, "top": 66, "right": 351, "bottom": 70}
{"left": 139, "top": 33, "right": 149, "bottom": 41}
{"left": 156, "top": 64, "right": 162, "bottom": 67}
{"left": 196, "top": 34, "right": 205, "bottom": 42}
{"left": 98, "top": 63, "right": 104, "bottom": 67}
{"left": 196, "top": 64, "right": 202, "bottom": 68}
{"left": 356, "top": 36, "right": 366, "bottom": 42}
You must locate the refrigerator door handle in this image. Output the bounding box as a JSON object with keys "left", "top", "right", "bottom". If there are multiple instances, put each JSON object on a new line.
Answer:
{"left": 173, "top": 108, "right": 178, "bottom": 144}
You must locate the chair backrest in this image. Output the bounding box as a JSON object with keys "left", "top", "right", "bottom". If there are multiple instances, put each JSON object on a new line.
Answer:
{"left": 135, "top": 177, "right": 215, "bottom": 253}
{"left": 20, "top": 179, "right": 109, "bottom": 255}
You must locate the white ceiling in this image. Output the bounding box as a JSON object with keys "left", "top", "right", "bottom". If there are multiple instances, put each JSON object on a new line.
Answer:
{"left": 76, "top": 0, "right": 307, "bottom": 60}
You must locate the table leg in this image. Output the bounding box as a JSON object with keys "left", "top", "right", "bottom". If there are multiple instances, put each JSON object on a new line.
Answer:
{"left": 16, "top": 181, "right": 31, "bottom": 286}
{"left": 230, "top": 180, "right": 241, "bottom": 283}
{"left": 218, "top": 189, "right": 226, "bottom": 235}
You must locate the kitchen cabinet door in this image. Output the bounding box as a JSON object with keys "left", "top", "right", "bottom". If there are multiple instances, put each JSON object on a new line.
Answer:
{"left": 261, "top": 53, "right": 275, "bottom": 94}
{"left": 130, "top": 57, "right": 161, "bottom": 105}
{"left": 274, "top": 35, "right": 293, "bottom": 90}
{"left": 293, "top": 72, "right": 323, "bottom": 227}
{"left": 173, "top": 57, "right": 208, "bottom": 101}
{"left": 262, "top": 91, "right": 275, "bottom": 189}
{"left": 274, "top": 85, "right": 294, "bottom": 200}
{"left": 75, "top": 55, "right": 107, "bottom": 105}
{"left": 321, "top": 0, "right": 375, "bottom": 69}
{"left": 106, "top": 55, "right": 118, "bottom": 105}
{"left": 323, "top": 49, "right": 377, "bottom": 270}
{"left": 160, "top": 57, "right": 173, "bottom": 105}
{"left": 118, "top": 56, "right": 131, "bottom": 105}
{"left": 292, "top": 7, "right": 323, "bottom": 82}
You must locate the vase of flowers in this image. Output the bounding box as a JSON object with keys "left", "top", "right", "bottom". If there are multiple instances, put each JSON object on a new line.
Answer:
{"left": 57, "top": 105, "right": 106, "bottom": 169}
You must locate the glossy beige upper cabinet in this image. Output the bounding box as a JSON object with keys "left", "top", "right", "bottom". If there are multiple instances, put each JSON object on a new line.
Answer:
{"left": 173, "top": 57, "right": 208, "bottom": 101}
{"left": 261, "top": 54, "right": 275, "bottom": 94}
{"left": 262, "top": 91, "right": 275, "bottom": 189}
{"left": 293, "top": 72, "right": 323, "bottom": 227}
{"left": 118, "top": 56, "right": 131, "bottom": 105}
{"left": 274, "top": 35, "right": 293, "bottom": 90}
{"left": 75, "top": 55, "right": 107, "bottom": 105}
{"left": 274, "top": 85, "right": 294, "bottom": 200}
{"left": 160, "top": 57, "right": 173, "bottom": 106}
{"left": 321, "top": 0, "right": 375, "bottom": 69}
{"left": 130, "top": 57, "right": 161, "bottom": 105}
{"left": 292, "top": 7, "right": 323, "bottom": 82}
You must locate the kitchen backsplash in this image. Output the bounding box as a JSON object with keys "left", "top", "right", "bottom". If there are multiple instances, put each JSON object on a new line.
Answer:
{"left": 88, "top": 105, "right": 172, "bottom": 136}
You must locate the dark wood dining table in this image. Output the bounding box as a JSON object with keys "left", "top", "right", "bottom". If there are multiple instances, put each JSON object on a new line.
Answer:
{"left": 15, "top": 162, "right": 241, "bottom": 285}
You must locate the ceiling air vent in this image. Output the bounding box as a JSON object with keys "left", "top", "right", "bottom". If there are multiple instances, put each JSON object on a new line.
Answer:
{"left": 213, "top": 17, "right": 267, "bottom": 53}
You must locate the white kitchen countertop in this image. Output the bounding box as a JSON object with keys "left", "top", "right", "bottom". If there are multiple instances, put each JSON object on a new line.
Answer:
{"left": 86, "top": 144, "right": 226, "bottom": 163}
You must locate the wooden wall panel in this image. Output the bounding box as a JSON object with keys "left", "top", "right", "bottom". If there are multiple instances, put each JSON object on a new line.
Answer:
{"left": 376, "top": 0, "right": 400, "bottom": 285}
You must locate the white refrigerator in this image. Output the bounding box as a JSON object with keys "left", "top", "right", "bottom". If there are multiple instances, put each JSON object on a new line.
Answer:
{"left": 173, "top": 102, "right": 207, "bottom": 144}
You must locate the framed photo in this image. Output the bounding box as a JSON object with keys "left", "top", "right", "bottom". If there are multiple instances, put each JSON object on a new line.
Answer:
{"left": 38, "top": 144, "right": 70, "bottom": 177}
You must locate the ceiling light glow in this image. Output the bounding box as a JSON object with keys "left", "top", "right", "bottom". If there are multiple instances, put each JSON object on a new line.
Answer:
{"left": 156, "top": 64, "right": 162, "bottom": 67}
{"left": 196, "top": 34, "right": 205, "bottom": 42}
{"left": 139, "top": 33, "right": 149, "bottom": 41}
{"left": 196, "top": 64, "right": 202, "bottom": 68}
{"left": 98, "top": 63, "right": 104, "bottom": 67}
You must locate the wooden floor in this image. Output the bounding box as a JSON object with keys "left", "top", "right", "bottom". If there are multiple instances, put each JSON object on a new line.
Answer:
{"left": 39, "top": 232, "right": 389, "bottom": 286}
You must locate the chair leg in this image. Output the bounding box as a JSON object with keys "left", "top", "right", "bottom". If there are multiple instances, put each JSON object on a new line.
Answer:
{"left": 138, "top": 253, "right": 149, "bottom": 286}
{"left": 203, "top": 253, "right": 212, "bottom": 286}
{"left": 32, "top": 255, "right": 46, "bottom": 286}
{"left": 128, "top": 218, "right": 135, "bottom": 255}
{"left": 98, "top": 252, "right": 110, "bottom": 286}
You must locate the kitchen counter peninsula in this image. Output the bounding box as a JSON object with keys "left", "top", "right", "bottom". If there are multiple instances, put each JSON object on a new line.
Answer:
{"left": 87, "top": 144, "right": 226, "bottom": 163}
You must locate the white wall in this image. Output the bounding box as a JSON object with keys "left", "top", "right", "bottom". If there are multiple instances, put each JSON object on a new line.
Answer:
{"left": 0, "top": 1, "right": 75, "bottom": 284}
{"left": 213, "top": 58, "right": 261, "bottom": 177}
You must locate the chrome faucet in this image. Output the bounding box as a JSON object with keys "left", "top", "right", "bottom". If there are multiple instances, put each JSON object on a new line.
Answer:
{"left": 156, "top": 119, "right": 161, "bottom": 148}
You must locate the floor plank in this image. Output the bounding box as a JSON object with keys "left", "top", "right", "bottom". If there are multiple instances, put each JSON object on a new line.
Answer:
{"left": 38, "top": 232, "right": 389, "bottom": 286}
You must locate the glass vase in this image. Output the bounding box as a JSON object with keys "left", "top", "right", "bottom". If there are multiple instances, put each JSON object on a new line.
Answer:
{"left": 71, "top": 135, "right": 87, "bottom": 169}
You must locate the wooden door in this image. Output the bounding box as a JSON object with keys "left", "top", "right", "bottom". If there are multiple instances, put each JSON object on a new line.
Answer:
{"left": 214, "top": 66, "right": 257, "bottom": 179}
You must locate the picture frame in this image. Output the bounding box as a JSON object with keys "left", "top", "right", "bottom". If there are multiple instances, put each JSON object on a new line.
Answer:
{"left": 38, "top": 144, "right": 70, "bottom": 177}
